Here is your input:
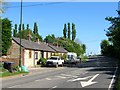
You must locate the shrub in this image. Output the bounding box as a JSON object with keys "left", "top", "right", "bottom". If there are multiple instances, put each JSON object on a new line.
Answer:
{"left": 13, "top": 66, "right": 20, "bottom": 72}
{"left": 39, "top": 58, "right": 47, "bottom": 66}
{"left": 61, "top": 54, "right": 67, "bottom": 61}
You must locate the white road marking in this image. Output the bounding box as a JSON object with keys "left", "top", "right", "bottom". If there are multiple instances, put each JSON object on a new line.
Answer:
{"left": 80, "top": 74, "right": 99, "bottom": 87}
{"left": 8, "top": 85, "right": 20, "bottom": 88}
{"left": 52, "top": 86, "right": 57, "bottom": 88}
{"left": 56, "top": 76, "right": 67, "bottom": 78}
{"left": 108, "top": 66, "right": 118, "bottom": 90}
{"left": 60, "top": 74, "right": 78, "bottom": 78}
{"left": 46, "top": 78, "right": 52, "bottom": 80}
{"left": 67, "top": 75, "right": 92, "bottom": 82}
{"left": 35, "top": 79, "right": 41, "bottom": 82}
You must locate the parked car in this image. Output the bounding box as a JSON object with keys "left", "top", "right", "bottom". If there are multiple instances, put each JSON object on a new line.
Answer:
{"left": 46, "top": 56, "right": 64, "bottom": 68}
{"left": 66, "top": 52, "right": 81, "bottom": 64}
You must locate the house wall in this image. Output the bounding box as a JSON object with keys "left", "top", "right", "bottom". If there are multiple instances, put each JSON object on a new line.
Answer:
{"left": 34, "top": 51, "right": 41, "bottom": 66}
{"left": 24, "top": 49, "right": 34, "bottom": 67}
{"left": 7, "top": 40, "right": 24, "bottom": 66}
{"left": 48, "top": 52, "right": 51, "bottom": 58}
{"left": 43, "top": 52, "right": 52, "bottom": 59}
{"left": 8, "top": 40, "right": 20, "bottom": 58}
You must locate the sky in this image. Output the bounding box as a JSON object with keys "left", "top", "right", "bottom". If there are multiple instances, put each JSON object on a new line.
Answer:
{"left": 3, "top": 2, "right": 118, "bottom": 55}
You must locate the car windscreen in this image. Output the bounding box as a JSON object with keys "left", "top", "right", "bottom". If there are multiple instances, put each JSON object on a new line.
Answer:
{"left": 50, "top": 57, "right": 58, "bottom": 60}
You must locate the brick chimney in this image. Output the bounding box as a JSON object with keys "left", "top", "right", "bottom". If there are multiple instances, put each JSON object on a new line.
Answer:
{"left": 35, "top": 38, "right": 39, "bottom": 44}
{"left": 27, "top": 31, "right": 31, "bottom": 41}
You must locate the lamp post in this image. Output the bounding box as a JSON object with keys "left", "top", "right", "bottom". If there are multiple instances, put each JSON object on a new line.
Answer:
{"left": 19, "top": 0, "right": 22, "bottom": 67}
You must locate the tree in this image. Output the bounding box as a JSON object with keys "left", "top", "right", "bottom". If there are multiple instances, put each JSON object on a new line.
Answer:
{"left": 26, "top": 24, "right": 29, "bottom": 30}
{"left": 44, "top": 34, "right": 55, "bottom": 43}
{"left": 100, "top": 40, "right": 110, "bottom": 55}
{"left": 2, "top": 18, "right": 12, "bottom": 55}
{"left": 72, "top": 23, "right": 76, "bottom": 41}
{"left": 0, "top": 0, "right": 7, "bottom": 14}
{"left": 33, "top": 22, "right": 38, "bottom": 35}
{"left": 22, "top": 24, "right": 25, "bottom": 31}
{"left": 13, "top": 24, "right": 17, "bottom": 37}
{"left": 63, "top": 24, "right": 67, "bottom": 38}
{"left": 68, "top": 22, "right": 71, "bottom": 39}
{"left": 105, "top": 11, "right": 120, "bottom": 58}
{"left": 82, "top": 44, "right": 86, "bottom": 54}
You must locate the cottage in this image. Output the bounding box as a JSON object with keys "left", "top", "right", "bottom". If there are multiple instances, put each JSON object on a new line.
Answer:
{"left": 8, "top": 37, "right": 68, "bottom": 67}
{"left": 48, "top": 44, "right": 68, "bottom": 56}
{"left": 8, "top": 37, "right": 55, "bottom": 67}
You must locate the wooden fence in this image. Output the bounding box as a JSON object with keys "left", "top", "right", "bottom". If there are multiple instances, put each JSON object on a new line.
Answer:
{"left": 0, "top": 57, "right": 19, "bottom": 67}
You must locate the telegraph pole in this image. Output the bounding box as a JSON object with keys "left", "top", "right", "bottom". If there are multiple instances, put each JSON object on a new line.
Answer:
{"left": 19, "top": 0, "right": 22, "bottom": 67}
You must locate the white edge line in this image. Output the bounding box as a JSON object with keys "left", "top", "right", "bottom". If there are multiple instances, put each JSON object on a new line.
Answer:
{"left": 8, "top": 85, "right": 20, "bottom": 88}
{"left": 108, "top": 66, "right": 118, "bottom": 90}
{"left": 52, "top": 86, "right": 57, "bottom": 88}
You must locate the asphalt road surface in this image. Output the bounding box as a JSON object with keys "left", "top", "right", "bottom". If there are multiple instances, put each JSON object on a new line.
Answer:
{"left": 2, "top": 56, "right": 118, "bottom": 90}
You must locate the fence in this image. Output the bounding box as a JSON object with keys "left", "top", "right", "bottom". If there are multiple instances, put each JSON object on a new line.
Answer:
{"left": 0, "top": 57, "right": 19, "bottom": 67}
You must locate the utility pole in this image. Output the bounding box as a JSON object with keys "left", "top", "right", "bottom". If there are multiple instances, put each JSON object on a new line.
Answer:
{"left": 19, "top": 0, "right": 22, "bottom": 67}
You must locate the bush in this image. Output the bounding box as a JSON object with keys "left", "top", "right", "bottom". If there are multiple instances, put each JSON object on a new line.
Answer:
{"left": 61, "top": 54, "right": 67, "bottom": 61}
{"left": 39, "top": 58, "right": 47, "bottom": 66}
{"left": 81, "top": 55, "right": 88, "bottom": 62}
{"left": 13, "top": 66, "right": 20, "bottom": 72}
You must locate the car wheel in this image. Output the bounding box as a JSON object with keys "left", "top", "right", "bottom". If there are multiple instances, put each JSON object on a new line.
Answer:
{"left": 61, "top": 63, "right": 64, "bottom": 67}
{"left": 55, "top": 64, "right": 58, "bottom": 68}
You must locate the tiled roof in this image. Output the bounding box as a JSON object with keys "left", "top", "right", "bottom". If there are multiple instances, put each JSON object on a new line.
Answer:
{"left": 12, "top": 37, "right": 55, "bottom": 52}
{"left": 48, "top": 44, "right": 68, "bottom": 53}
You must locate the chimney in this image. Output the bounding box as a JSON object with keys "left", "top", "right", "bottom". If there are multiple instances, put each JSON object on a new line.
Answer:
{"left": 35, "top": 38, "right": 39, "bottom": 44}
{"left": 27, "top": 31, "right": 31, "bottom": 41}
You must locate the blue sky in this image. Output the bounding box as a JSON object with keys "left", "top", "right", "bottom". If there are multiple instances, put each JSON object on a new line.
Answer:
{"left": 3, "top": 2, "right": 118, "bottom": 55}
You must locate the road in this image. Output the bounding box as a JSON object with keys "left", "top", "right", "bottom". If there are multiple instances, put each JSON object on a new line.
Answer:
{"left": 1, "top": 56, "right": 118, "bottom": 90}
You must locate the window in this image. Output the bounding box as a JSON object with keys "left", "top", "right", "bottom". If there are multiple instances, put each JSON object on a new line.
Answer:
{"left": 35, "top": 52, "right": 38, "bottom": 59}
{"left": 29, "top": 50, "right": 32, "bottom": 58}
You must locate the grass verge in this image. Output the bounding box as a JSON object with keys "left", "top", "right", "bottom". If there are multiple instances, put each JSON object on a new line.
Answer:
{"left": 0, "top": 71, "right": 29, "bottom": 77}
{"left": 115, "top": 65, "right": 120, "bottom": 90}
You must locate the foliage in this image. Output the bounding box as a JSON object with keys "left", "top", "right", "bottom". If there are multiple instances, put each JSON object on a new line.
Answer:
{"left": 33, "top": 22, "right": 38, "bottom": 35}
{"left": 44, "top": 34, "right": 55, "bottom": 43}
{"left": 81, "top": 44, "right": 86, "bottom": 54}
{"left": 100, "top": 40, "right": 110, "bottom": 55}
{"left": 67, "top": 22, "right": 71, "bottom": 39}
{"left": 0, "top": 71, "right": 28, "bottom": 77}
{"left": 63, "top": 24, "right": 67, "bottom": 38}
{"left": 54, "top": 37, "right": 86, "bottom": 56}
{"left": 14, "top": 23, "right": 43, "bottom": 42}
{"left": 39, "top": 58, "right": 47, "bottom": 66}
{"left": 72, "top": 23, "right": 76, "bottom": 41}
{"left": 2, "top": 18, "right": 12, "bottom": 55}
{"left": 102, "top": 11, "right": 120, "bottom": 59}
{"left": 13, "top": 24, "right": 17, "bottom": 37}
{"left": 61, "top": 54, "right": 67, "bottom": 61}
{"left": 13, "top": 66, "right": 20, "bottom": 72}
{"left": 0, "top": 0, "right": 7, "bottom": 14}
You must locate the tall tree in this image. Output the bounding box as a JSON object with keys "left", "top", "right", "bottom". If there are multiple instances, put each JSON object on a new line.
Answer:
{"left": 63, "top": 24, "right": 67, "bottom": 38}
{"left": 2, "top": 18, "right": 12, "bottom": 55}
{"left": 72, "top": 23, "right": 76, "bottom": 41}
{"left": 105, "top": 11, "right": 120, "bottom": 58}
{"left": 100, "top": 40, "right": 110, "bottom": 55}
{"left": 68, "top": 22, "right": 71, "bottom": 39}
{"left": 82, "top": 44, "right": 86, "bottom": 54}
{"left": 33, "top": 22, "right": 38, "bottom": 35}
{"left": 13, "top": 24, "right": 17, "bottom": 37}
{"left": 22, "top": 24, "right": 25, "bottom": 31}
{"left": 26, "top": 24, "right": 29, "bottom": 30}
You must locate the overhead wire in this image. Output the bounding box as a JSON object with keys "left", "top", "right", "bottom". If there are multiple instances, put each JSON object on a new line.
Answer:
{"left": 6, "top": 2, "right": 65, "bottom": 8}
